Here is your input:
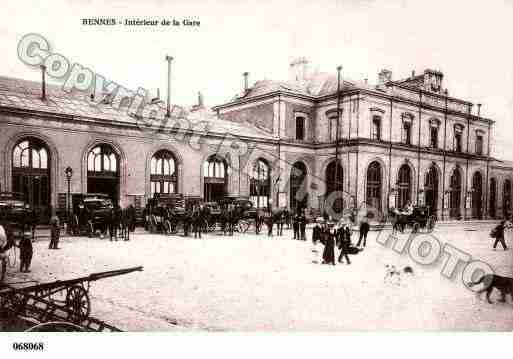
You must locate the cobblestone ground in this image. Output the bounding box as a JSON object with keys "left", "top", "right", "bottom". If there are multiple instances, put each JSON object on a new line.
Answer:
{"left": 3, "top": 223, "right": 513, "bottom": 331}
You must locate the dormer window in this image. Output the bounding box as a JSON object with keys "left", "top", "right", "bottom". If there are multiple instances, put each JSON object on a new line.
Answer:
{"left": 371, "top": 116, "right": 381, "bottom": 141}
{"left": 402, "top": 114, "right": 413, "bottom": 145}
{"left": 454, "top": 124, "right": 464, "bottom": 152}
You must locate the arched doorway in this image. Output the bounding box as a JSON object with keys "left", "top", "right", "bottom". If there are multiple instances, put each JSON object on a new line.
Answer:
{"left": 397, "top": 164, "right": 412, "bottom": 209}
{"left": 203, "top": 155, "right": 228, "bottom": 202}
{"left": 87, "top": 144, "right": 120, "bottom": 204}
{"left": 489, "top": 178, "right": 497, "bottom": 219}
{"left": 449, "top": 168, "right": 462, "bottom": 219}
{"left": 150, "top": 150, "right": 177, "bottom": 195}
{"left": 425, "top": 165, "right": 439, "bottom": 217}
{"left": 290, "top": 161, "right": 307, "bottom": 211}
{"left": 503, "top": 179, "right": 511, "bottom": 218}
{"left": 325, "top": 160, "right": 344, "bottom": 213}
{"left": 472, "top": 172, "right": 483, "bottom": 219}
{"left": 366, "top": 161, "right": 382, "bottom": 211}
{"left": 12, "top": 137, "right": 51, "bottom": 217}
{"left": 250, "top": 159, "right": 271, "bottom": 209}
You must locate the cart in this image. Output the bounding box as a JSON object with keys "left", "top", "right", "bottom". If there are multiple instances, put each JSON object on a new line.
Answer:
{"left": 0, "top": 266, "right": 143, "bottom": 331}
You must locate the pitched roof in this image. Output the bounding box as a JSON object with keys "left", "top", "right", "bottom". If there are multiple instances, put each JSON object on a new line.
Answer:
{"left": 0, "top": 76, "right": 274, "bottom": 140}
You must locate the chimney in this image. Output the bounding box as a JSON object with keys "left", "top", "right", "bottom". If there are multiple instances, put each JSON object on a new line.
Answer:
{"left": 477, "top": 103, "right": 482, "bottom": 118}
{"left": 198, "top": 91, "right": 204, "bottom": 107}
{"left": 289, "top": 57, "right": 310, "bottom": 84}
{"left": 411, "top": 70, "right": 415, "bottom": 78}
{"left": 165, "top": 55, "right": 173, "bottom": 118}
{"left": 377, "top": 69, "right": 392, "bottom": 88}
{"left": 40, "top": 64, "right": 47, "bottom": 101}
{"left": 243, "top": 72, "right": 249, "bottom": 92}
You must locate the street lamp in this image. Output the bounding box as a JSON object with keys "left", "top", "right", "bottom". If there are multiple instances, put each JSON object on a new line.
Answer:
{"left": 65, "top": 166, "right": 73, "bottom": 234}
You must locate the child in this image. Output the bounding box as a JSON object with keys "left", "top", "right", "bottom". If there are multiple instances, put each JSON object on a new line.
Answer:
{"left": 18, "top": 231, "right": 33, "bottom": 273}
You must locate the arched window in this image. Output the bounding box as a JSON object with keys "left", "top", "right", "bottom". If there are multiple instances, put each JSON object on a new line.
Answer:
{"left": 250, "top": 159, "right": 271, "bottom": 208}
{"left": 425, "top": 165, "right": 439, "bottom": 216}
{"left": 449, "top": 168, "right": 462, "bottom": 218}
{"left": 150, "top": 150, "right": 177, "bottom": 195}
{"left": 290, "top": 161, "right": 307, "bottom": 211}
{"left": 88, "top": 145, "right": 118, "bottom": 173}
{"left": 397, "top": 164, "right": 412, "bottom": 209}
{"left": 489, "top": 178, "right": 497, "bottom": 218}
{"left": 87, "top": 144, "right": 120, "bottom": 203}
{"left": 472, "top": 172, "right": 483, "bottom": 219}
{"left": 371, "top": 116, "right": 381, "bottom": 141}
{"left": 12, "top": 137, "right": 51, "bottom": 212}
{"left": 503, "top": 179, "right": 511, "bottom": 218}
{"left": 366, "top": 161, "right": 382, "bottom": 210}
{"left": 295, "top": 116, "right": 305, "bottom": 141}
{"left": 325, "top": 160, "right": 344, "bottom": 213}
{"left": 203, "top": 155, "right": 228, "bottom": 202}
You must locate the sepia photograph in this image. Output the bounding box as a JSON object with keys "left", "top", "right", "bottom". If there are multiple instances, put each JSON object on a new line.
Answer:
{"left": 0, "top": 0, "right": 512, "bottom": 357}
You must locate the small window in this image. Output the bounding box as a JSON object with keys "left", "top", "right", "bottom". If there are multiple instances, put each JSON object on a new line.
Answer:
{"left": 328, "top": 116, "right": 339, "bottom": 142}
{"left": 454, "top": 125, "right": 464, "bottom": 152}
{"left": 371, "top": 116, "right": 381, "bottom": 140}
{"left": 402, "top": 121, "right": 412, "bottom": 145}
{"left": 295, "top": 116, "right": 305, "bottom": 140}
{"left": 476, "top": 134, "right": 483, "bottom": 155}
{"left": 430, "top": 127, "right": 438, "bottom": 148}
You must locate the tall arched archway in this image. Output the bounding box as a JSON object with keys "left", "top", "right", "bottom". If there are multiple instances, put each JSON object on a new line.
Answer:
{"left": 290, "top": 161, "right": 307, "bottom": 211}
{"left": 397, "top": 164, "right": 412, "bottom": 209}
{"left": 366, "top": 161, "right": 382, "bottom": 211}
{"left": 150, "top": 150, "right": 178, "bottom": 195}
{"left": 12, "top": 137, "right": 51, "bottom": 215}
{"left": 472, "top": 172, "right": 483, "bottom": 219}
{"left": 250, "top": 158, "right": 271, "bottom": 209}
{"left": 489, "top": 178, "right": 497, "bottom": 219}
{"left": 203, "top": 155, "right": 228, "bottom": 202}
{"left": 503, "top": 179, "right": 511, "bottom": 218}
{"left": 87, "top": 144, "right": 120, "bottom": 204}
{"left": 325, "top": 160, "right": 343, "bottom": 213}
{"left": 449, "top": 168, "right": 462, "bottom": 219}
{"left": 425, "top": 165, "right": 439, "bottom": 217}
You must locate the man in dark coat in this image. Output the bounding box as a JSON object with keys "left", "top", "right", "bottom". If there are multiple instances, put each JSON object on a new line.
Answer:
{"left": 292, "top": 211, "right": 300, "bottom": 240}
{"left": 193, "top": 205, "right": 203, "bottom": 239}
{"left": 299, "top": 211, "right": 307, "bottom": 241}
{"left": 276, "top": 210, "right": 284, "bottom": 236}
{"left": 127, "top": 204, "right": 137, "bottom": 232}
{"left": 49, "top": 211, "right": 60, "bottom": 249}
{"left": 357, "top": 215, "right": 370, "bottom": 248}
{"left": 109, "top": 207, "right": 118, "bottom": 241}
{"left": 492, "top": 220, "right": 508, "bottom": 250}
{"left": 321, "top": 224, "right": 336, "bottom": 265}
{"left": 266, "top": 211, "right": 273, "bottom": 237}
{"left": 312, "top": 219, "right": 322, "bottom": 245}
{"left": 337, "top": 224, "right": 352, "bottom": 264}
{"left": 19, "top": 231, "right": 33, "bottom": 273}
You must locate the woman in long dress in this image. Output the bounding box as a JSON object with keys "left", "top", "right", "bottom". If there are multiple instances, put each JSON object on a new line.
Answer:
{"left": 322, "top": 223, "right": 336, "bottom": 265}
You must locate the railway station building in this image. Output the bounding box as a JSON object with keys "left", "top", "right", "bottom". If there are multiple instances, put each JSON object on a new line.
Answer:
{"left": 1, "top": 57, "right": 512, "bottom": 221}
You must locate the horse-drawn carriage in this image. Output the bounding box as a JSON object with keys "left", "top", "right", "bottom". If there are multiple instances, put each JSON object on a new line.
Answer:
{"left": 71, "top": 193, "right": 114, "bottom": 237}
{"left": 0, "top": 192, "right": 32, "bottom": 235}
{"left": 144, "top": 193, "right": 189, "bottom": 234}
{"left": 389, "top": 206, "right": 436, "bottom": 233}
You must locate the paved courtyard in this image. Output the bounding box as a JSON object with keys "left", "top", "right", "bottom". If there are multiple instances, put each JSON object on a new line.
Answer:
{"left": 4, "top": 223, "right": 513, "bottom": 331}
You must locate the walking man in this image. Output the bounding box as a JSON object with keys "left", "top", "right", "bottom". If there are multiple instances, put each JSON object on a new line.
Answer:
{"left": 492, "top": 220, "right": 508, "bottom": 250}
{"left": 337, "top": 222, "right": 352, "bottom": 265}
{"left": 357, "top": 213, "right": 370, "bottom": 248}
{"left": 299, "top": 210, "right": 307, "bottom": 241}
{"left": 49, "top": 210, "right": 60, "bottom": 249}
{"left": 19, "top": 231, "right": 33, "bottom": 273}
{"left": 292, "top": 211, "right": 299, "bottom": 239}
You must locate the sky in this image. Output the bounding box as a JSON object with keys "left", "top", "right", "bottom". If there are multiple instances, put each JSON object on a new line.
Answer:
{"left": 1, "top": 0, "right": 512, "bottom": 159}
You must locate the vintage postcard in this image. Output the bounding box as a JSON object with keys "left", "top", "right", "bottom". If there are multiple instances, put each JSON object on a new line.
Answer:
{"left": 0, "top": 0, "right": 512, "bottom": 357}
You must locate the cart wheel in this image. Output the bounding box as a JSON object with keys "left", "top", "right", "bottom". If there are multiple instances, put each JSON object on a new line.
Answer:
{"left": 66, "top": 285, "right": 91, "bottom": 323}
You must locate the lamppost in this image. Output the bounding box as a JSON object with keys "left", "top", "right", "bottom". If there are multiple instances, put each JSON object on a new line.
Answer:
{"left": 65, "top": 166, "right": 73, "bottom": 234}
{"left": 467, "top": 187, "right": 475, "bottom": 220}
{"left": 444, "top": 188, "right": 451, "bottom": 221}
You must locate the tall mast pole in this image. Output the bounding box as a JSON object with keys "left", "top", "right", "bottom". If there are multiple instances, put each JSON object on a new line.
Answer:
{"left": 335, "top": 66, "right": 342, "bottom": 196}
{"left": 165, "top": 55, "right": 173, "bottom": 118}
